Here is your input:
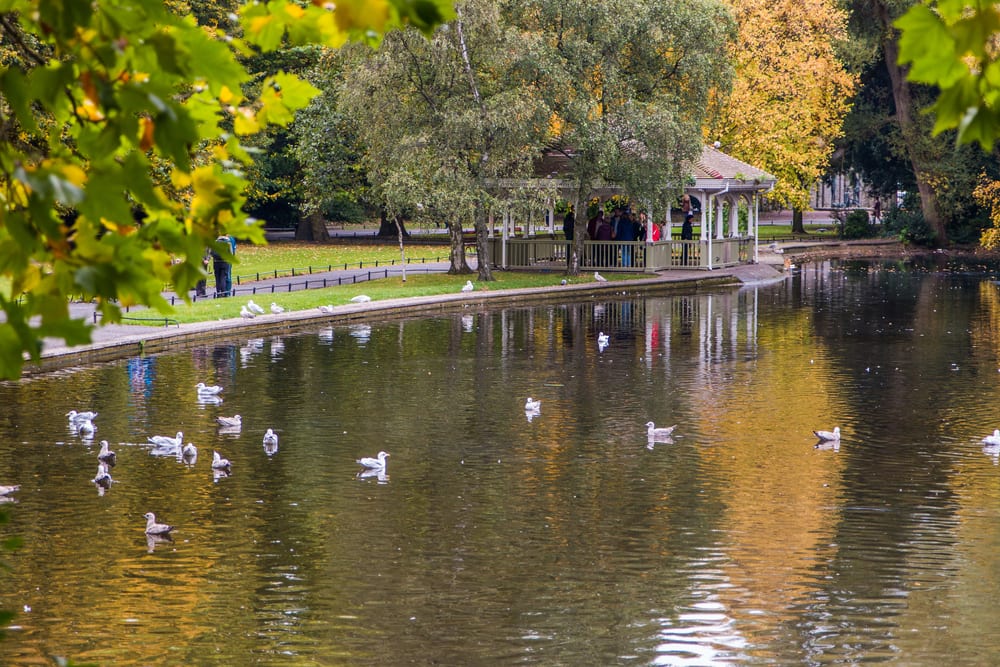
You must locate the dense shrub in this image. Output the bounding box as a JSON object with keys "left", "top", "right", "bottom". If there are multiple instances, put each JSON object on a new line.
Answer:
{"left": 842, "top": 209, "right": 874, "bottom": 239}
{"left": 885, "top": 207, "right": 936, "bottom": 246}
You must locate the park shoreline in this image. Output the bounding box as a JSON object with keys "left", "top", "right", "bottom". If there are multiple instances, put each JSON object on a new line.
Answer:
{"left": 24, "top": 238, "right": 962, "bottom": 376}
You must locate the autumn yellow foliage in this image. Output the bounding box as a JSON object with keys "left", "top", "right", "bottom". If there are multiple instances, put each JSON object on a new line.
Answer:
{"left": 706, "top": 0, "right": 856, "bottom": 210}
{"left": 973, "top": 174, "right": 1000, "bottom": 249}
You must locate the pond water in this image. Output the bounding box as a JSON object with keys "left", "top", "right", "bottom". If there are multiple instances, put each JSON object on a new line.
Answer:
{"left": 3, "top": 258, "right": 1000, "bottom": 665}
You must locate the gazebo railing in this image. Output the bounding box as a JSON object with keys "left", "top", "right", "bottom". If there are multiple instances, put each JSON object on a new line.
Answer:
{"left": 487, "top": 237, "right": 753, "bottom": 271}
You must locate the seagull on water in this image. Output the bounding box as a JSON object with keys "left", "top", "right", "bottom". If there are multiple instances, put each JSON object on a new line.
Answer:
{"left": 0, "top": 485, "right": 20, "bottom": 496}
{"left": 350, "top": 294, "right": 372, "bottom": 303}
{"left": 239, "top": 304, "right": 255, "bottom": 319}
{"left": 982, "top": 429, "right": 1000, "bottom": 447}
{"left": 92, "top": 462, "right": 113, "bottom": 488}
{"left": 97, "top": 440, "right": 116, "bottom": 466}
{"left": 196, "top": 382, "right": 223, "bottom": 396}
{"left": 461, "top": 280, "right": 474, "bottom": 292}
{"left": 813, "top": 426, "right": 841, "bottom": 442}
{"left": 270, "top": 302, "right": 285, "bottom": 314}
{"left": 148, "top": 431, "right": 183, "bottom": 448}
{"left": 525, "top": 397, "right": 541, "bottom": 411}
{"left": 357, "top": 450, "right": 389, "bottom": 470}
{"left": 597, "top": 332, "right": 610, "bottom": 347}
{"left": 594, "top": 271, "right": 607, "bottom": 282}
{"left": 646, "top": 422, "right": 677, "bottom": 439}
{"left": 67, "top": 410, "right": 98, "bottom": 424}
{"left": 182, "top": 442, "right": 198, "bottom": 460}
{"left": 262, "top": 429, "right": 278, "bottom": 447}
{"left": 143, "top": 512, "right": 174, "bottom": 536}
{"left": 211, "top": 450, "right": 232, "bottom": 471}
{"left": 216, "top": 415, "right": 242, "bottom": 428}
{"left": 247, "top": 299, "right": 265, "bottom": 315}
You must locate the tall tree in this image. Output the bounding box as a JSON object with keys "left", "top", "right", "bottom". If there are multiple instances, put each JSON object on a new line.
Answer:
{"left": 339, "top": 0, "right": 553, "bottom": 279}
{"left": 705, "top": 0, "right": 856, "bottom": 234}
{"left": 504, "top": 0, "right": 734, "bottom": 273}
{"left": 0, "top": 0, "right": 454, "bottom": 378}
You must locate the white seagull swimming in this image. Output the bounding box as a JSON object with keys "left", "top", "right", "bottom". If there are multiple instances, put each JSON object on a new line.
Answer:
{"left": 597, "top": 332, "right": 610, "bottom": 347}
{"left": 646, "top": 422, "right": 678, "bottom": 439}
{"left": 195, "top": 382, "right": 223, "bottom": 396}
{"left": 262, "top": 429, "right": 279, "bottom": 447}
{"left": 182, "top": 442, "right": 198, "bottom": 459}
{"left": 594, "top": 271, "right": 607, "bottom": 282}
{"left": 525, "top": 397, "right": 541, "bottom": 411}
{"left": 143, "top": 512, "right": 174, "bottom": 536}
{"left": 247, "top": 299, "right": 265, "bottom": 315}
{"left": 813, "top": 426, "right": 841, "bottom": 442}
{"left": 982, "top": 429, "right": 1000, "bottom": 447}
{"left": 211, "top": 450, "right": 232, "bottom": 470}
{"left": 0, "top": 484, "right": 20, "bottom": 496}
{"left": 148, "top": 431, "right": 183, "bottom": 448}
{"left": 270, "top": 302, "right": 285, "bottom": 314}
{"left": 67, "top": 410, "right": 98, "bottom": 424}
{"left": 357, "top": 450, "right": 390, "bottom": 470}
{"left": 216, "top": 415, "right": 242, "bottom": 428}
{"left": 97, "top": 440, "right": 116, "bottom": 466}
{"left": 461, "top": 280, "right": 474, "bottom": 293}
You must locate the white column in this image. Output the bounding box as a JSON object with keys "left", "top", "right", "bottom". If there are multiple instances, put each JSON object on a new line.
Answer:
{"left": 728, "top": 199, "right": 739, "bottom": 238}
{"left": 699, "top": 190, "right": 708, "bottom": 240}
{"left": 753, "top": 192, "right": 760, "bottom": 263}
{"left": 715, "top": 196, "right": 724, "bottom": 240}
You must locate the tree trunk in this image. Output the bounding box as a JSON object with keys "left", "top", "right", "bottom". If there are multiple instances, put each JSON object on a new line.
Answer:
{"left": 294, "top": 213, "right": 332, "bottom": 242}
{"left": 376, "top": 208, "right": 409, "bottom": 238}
{"left": 877, "top": 2, "right": 945, "bottom": 244}
{"left": 447, "top": 220, "right": 472, "bottom": 274}
{"left": 569, "top": 192, "right": 584, "bottom": 275}
{"left": 474, "top": 205, "right": 494, "bottom": 281}
{"left": 791, "top": 207, "right": 806, "bottom": 234}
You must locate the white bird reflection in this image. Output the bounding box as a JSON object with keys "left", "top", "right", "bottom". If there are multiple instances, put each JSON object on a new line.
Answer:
{"left": 146, "top": 533, "right": 173, "bottom": 554}
{"left": 263, "top": 439, "right": 278, "bottom": 457}
{"left": 647, "top": 435, "right": 673, "bottom": 450}
{"left": 356, "top": 467, "right": 388, "bottom": 483}
{"left": 349, "top": 324, "right": 372, "bottom": 344}
{"left": 462, "top": 315, "right": 474, "bottom": 332}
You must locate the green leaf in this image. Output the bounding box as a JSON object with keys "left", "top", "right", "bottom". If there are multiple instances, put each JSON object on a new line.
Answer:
{"left": 895, "top": 5, "right": 968, "bottom": 88}
{"left": 0, "top": 68, "right": 38, "bottom": 133}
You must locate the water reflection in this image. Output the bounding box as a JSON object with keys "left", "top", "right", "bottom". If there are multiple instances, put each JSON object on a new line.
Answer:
{"left": 7, "top": 260, "right": 1000, "bottom": 663}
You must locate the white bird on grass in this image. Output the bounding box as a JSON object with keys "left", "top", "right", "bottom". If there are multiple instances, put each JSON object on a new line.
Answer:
{"left": 67, "top": 410, "right": 98, "bottom": 424}
{"left": 148, "top": 431, "right": 183, "bottom": 448}
{"left": 525, "top": 397, "right": 541, "bottom": 411}
{"left": 239, "top": 304, "right": 255, "bottom": 319}
{"left": 813, "top": 426, "right": 841, "bottom": 442}
{"left": 318, "top": 304, "right": 335, "bottom": 314}
{"left": 247, "top": 299, "right": 265, "bottom": 315}
{"left": 97, "top": 440, "right": 116, "bottom": 466}
{"left": 196, "top": 382, "right": 223, "bottom": 396}
{"left": 216, "top": 415, "right": 242, "bottom": 428}
{"left": 270, "top": 302, "right": 285, "bottom": 314}
{"left": 211, "top": 450, "right": 232, "bottom": 471}
{"left": 982, "top": 429, "right": 1000, "bottom": 447}
{"left": 594, "top": 271, "right": 607, "bottom": 282}
{"left": 646, "top": 422, "right": 677, "bottom": 439}
{"left": 350, "top": 294, "right": 372, "bottom": 303}
{"left": 262, "top": 429, "right": 279, "bottom": 447}
{"left": 143, "top": 512, "right": 174, "bottom": 536}
{"left": 357, "top": 450, "right": 389, "bottom": 470}
{"left": 461, "top": 280, "right": 474, "bottom": 292}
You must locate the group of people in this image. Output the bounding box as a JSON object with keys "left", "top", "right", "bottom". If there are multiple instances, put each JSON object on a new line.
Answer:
{"left": 195, "top": 234, "right": 237, "bottom": 298}
{"left": 562, "top": 200, "right": 695, "bottom": 267}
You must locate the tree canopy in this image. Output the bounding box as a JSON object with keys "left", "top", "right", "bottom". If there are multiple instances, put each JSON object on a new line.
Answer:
{"left": 0, "top": 0, "right": 453, "bottom": 378}
{"left": 706, "top": 0, "right": 856, "bottom": 231}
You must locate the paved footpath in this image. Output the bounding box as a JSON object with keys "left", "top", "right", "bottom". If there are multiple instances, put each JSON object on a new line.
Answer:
{"left": 34, "top": 248, "right": 822, "bottom": 373}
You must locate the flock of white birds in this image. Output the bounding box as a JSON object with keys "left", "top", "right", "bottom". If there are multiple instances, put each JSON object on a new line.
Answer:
{"left": 3, "top": 381, "right": 390, "bottom": 541}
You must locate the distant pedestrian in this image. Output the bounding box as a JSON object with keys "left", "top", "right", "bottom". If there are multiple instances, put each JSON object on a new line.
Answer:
{"left": 562, "top": 206, "right": 575, "bottom": 266}
{"left": 681, "top": 212, "right": 694, "bottom": 266}
{"left": 872, "top": 198, "right": 882, "bottom": 224}
{"left": 212, "top": 235, "right": 234, "bottom": 298}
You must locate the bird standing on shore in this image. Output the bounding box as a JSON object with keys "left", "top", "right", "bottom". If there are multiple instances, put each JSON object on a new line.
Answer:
{"left": 270, "top": 302, "right": 284, "bottom": 314}
{"left": 247, "top": 299, "right": 265, "bottom": 315}
{"left": 461, "top": 280, "right": 474, "bottom": 292}
{"left": 594, "top": 271, "right": 607, "bottom": 282}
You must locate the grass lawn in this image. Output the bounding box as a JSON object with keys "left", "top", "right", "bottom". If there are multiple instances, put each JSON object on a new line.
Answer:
{"left": 224, "top": 241, "right": 452, "bottom": 287}
{"left": 159, "top": 271, "right": 644, "bottom": 325}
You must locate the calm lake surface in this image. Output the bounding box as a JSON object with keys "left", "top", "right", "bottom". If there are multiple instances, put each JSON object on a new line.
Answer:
{"left": 3, "top": 258, "right": 1000, "bottom": 665}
